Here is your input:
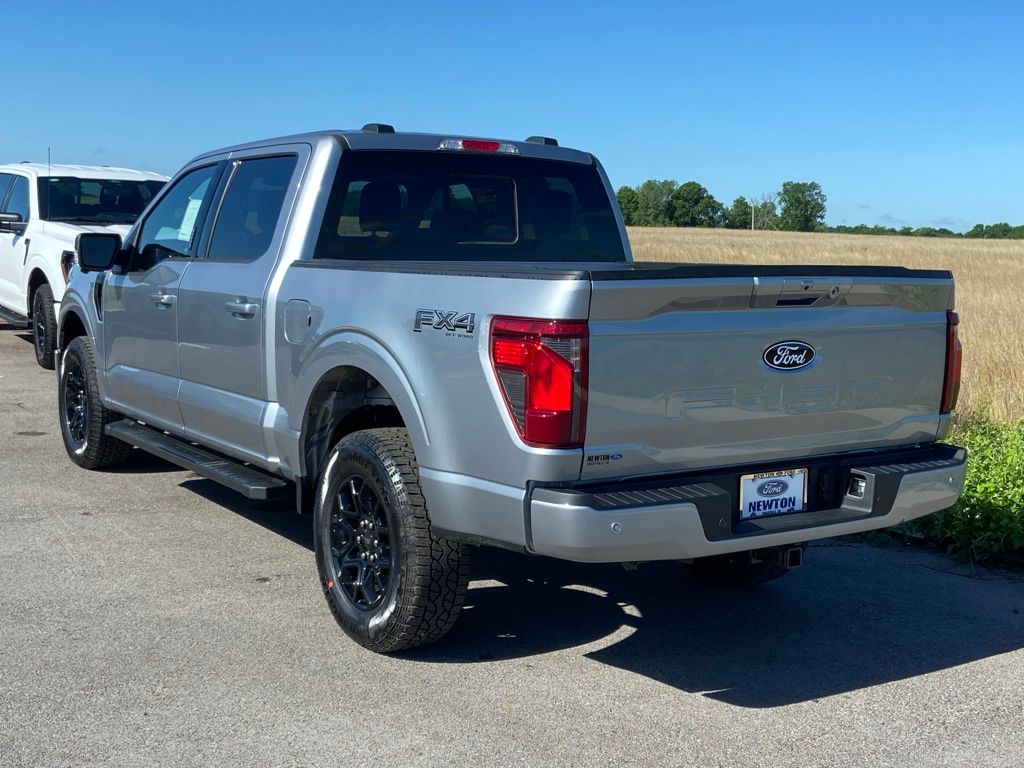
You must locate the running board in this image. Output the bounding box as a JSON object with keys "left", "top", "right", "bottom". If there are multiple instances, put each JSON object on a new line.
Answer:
{"left": 106, "top": 420, "right": 289, "bottom": 500}
{"left": 0, "top": 305, "right": 29, "bottom": 329}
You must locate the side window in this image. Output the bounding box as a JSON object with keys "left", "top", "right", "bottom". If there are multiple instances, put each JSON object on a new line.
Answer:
{"left": 134, "top": 165, "right": 219, "bottom": 271}
{"left": 5, "top": 176, "right": 30, "bottom": 220}
{"left": 0, "top": 174, "right": 13, "bottom": 208}
{"left": 206, "top": 155, "right": 296, "bottom": 262}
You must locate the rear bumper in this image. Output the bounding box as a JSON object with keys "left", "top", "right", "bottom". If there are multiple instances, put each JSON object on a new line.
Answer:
{"left": 528, "top": 444, "right": 967, "bottom": 563}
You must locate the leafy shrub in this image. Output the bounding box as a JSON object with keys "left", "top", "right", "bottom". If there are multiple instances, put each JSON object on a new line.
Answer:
{"left": 901, "top": 412, "right": 1024, "bottom": 564}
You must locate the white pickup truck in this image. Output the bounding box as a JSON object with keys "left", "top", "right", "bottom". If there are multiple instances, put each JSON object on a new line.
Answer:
{"left": 0, "top": 163, "right": 166, "bottom": 367}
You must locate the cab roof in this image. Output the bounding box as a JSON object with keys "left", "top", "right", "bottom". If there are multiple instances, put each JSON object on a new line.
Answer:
{"left": 190, "top": 127, "right": 594, "bottom": 167}
{"left": 0, "top": 162, "right": 168, "bottom": 181}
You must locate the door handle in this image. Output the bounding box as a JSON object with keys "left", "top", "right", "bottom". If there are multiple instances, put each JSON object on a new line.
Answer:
{"left": 225, "top": 299, "right": 259, "bottom": 318}
{"left": 150, "top": 292, "right": 175, "bottom": 308}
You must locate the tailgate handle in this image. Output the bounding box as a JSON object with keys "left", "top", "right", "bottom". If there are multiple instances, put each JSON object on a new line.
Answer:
{"left": 777, "top": 280, "right": 844, "bottom": 307}
{"left": 751, "top": 278, "right": 848, "bottom": 308}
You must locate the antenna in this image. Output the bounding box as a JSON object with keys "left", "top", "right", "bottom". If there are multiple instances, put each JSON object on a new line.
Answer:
{"left": 48, "top": 147, "right": 51, "bottom": 176}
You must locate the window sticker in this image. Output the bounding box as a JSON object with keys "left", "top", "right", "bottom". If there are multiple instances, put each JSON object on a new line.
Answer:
{"left": 177, "top": 196, "right": 203, "bottom": 242}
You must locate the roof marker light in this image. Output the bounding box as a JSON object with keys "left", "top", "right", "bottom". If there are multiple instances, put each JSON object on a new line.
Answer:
{"left": 438, "top": 138, "right": 520, "bottom": 154}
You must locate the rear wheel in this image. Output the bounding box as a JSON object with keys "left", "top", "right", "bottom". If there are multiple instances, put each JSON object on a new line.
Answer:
{"left": 688, "top": 546, "right": 803, "bottom": 587}
{"left": 32, "top": 283, "right": 57, "bottom": 369}
{"left": 58, "top": 336, "right": 134, "bottom": 469}
{"left": 313, "top": 428, "right": 471, "bottom": 653}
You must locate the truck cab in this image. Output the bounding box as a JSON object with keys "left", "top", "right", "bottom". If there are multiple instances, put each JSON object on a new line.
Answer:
{"left": 0, "top": 163, "right": 167, "bottom": 367}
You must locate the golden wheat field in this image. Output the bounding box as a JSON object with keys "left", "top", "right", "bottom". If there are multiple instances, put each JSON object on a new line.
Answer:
{"left": 627, "top": 227, "right": 1024, "bottom": 422}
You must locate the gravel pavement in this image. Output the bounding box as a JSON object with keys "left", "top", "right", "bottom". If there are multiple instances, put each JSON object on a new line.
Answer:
{"left": 1, "top": 325, "right": 1022, "bottom": 767}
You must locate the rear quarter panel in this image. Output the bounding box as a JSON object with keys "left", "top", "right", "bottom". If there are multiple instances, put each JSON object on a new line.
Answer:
{"left": 274, "top": 263, "right": 592, "bottom": 488}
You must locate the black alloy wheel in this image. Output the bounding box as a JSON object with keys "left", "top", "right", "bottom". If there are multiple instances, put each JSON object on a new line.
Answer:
{"left": 326, "top": 474, "right": 395, "bottom": 611}
{"left": 33, "top": 297, "right": 47, "bottom": 359}
{"left": 32, "top": 283, "right": 57, "bottom": 369}
{"left": 313, "top": 428, "right": 471, "bottom": 653}
{"left": 58, "top": 336, "right": 134, "bottom": 469}
{"left": 61, "top": 354, "right": 89, "bottom": 451}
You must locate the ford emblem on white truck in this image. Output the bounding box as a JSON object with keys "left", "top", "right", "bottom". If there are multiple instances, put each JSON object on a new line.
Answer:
{"left": 763, "top": 340, "right": 816, "bottom": 371}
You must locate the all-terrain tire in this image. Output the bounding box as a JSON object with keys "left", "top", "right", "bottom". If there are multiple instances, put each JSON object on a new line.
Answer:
{"left": 32, "top": 283, "right": 57, "bottom": 369}
{"left": 314, "top": 428, "right": 471, "bottom": 653}
{"left": 58, "top": 336, "right": 134, "bottom": 469}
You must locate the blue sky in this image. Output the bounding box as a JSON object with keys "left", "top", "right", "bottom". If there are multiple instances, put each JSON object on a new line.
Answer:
{"left": 8, "top": 1, "right": 1023, "bottom": 230}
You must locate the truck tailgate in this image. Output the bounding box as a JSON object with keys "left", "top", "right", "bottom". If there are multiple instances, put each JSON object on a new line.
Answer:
{"left": 582, "top": 268, "right": 954, "bottom": 480}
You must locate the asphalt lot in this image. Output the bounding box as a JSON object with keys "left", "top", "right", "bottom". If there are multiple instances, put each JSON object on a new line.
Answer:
{"left": 1, "top": 324, "right": 1022, "bottom": 768}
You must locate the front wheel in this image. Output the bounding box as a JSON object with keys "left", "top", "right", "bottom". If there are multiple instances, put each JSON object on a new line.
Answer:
{"left": 32, "top": 283, "right": 57, "bottom": 369}
{"left": 313, "top": 428, "right": 471, "bottom": 653}
{"left": 58, "top": 336, "right": 134, "bottom": 469}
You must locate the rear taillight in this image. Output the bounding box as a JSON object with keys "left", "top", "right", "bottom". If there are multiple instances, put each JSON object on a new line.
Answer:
{"left": 941, "top": 310, "right": 962, "bottom": 414}
{"left": 490, "top": 316, "right": 588, "bottom": 448}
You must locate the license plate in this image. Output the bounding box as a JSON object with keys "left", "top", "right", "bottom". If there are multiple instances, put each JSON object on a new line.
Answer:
{"left": 739, "top": 468, "right": 808, "bottom": 520}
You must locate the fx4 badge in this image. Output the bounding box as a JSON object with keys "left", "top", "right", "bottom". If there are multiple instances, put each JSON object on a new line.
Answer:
{"left": 414, "top": 309, "right": 476, "bottom": 338}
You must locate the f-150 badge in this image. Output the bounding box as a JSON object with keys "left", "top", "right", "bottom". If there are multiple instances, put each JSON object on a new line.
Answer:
{"left": 414, "top": 309, "right": 476, "bottom": 337}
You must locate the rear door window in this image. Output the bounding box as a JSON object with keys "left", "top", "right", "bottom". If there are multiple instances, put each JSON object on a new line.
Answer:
{"left": 315, "top": 150, "right": 625, "bottom": 262}
{"left": 206, "top": 155, "right": 297, "bottom": 262}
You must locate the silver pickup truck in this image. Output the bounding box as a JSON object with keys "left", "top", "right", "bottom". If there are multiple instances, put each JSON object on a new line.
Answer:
{"left": 57, "top": 126, "right": 967, "bottom": 652}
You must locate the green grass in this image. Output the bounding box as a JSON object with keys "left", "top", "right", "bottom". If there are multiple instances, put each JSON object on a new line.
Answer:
{"left": 900, "top": 412, "right": 1024, "bottom": 565}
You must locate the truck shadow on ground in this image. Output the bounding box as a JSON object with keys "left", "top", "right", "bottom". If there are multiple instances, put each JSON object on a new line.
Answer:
{"left": 180, "top": 474, "right": 1024, "bottom": 709}
{"left": 0, "top": 322, "right": 32, "bottom": 344}
{"left": 422, "top": 546, "right": 1024, "bottom": 708}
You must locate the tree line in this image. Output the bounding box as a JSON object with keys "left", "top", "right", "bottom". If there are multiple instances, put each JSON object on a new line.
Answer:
{"left": 615, "top": 180, "right": 1024, "bottom": 238}
{"left": 615, "top": 180, "right": 825, "bottom": 231}
{"left": 830, "top": 222, "right": 1024, "bottom": 239}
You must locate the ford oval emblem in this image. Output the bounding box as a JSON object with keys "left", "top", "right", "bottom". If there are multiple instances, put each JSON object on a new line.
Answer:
{"left": 763, "top": 340, "right": 816, "bottom": 371}
{"left": 757, "top": 479, "right": 790, "bottom": 496}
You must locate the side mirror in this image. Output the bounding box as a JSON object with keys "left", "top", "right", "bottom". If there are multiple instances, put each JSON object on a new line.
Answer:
{"left": 76, "top": 233, "right": 123, "bottom": 273}
{"left": 0, "top": 212, "right": 27, "bottom": 235}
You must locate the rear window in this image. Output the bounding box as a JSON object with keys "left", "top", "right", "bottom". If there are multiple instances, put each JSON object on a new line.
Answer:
{"left": 314, "top": 150, "right": 626, "bottom": 262}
